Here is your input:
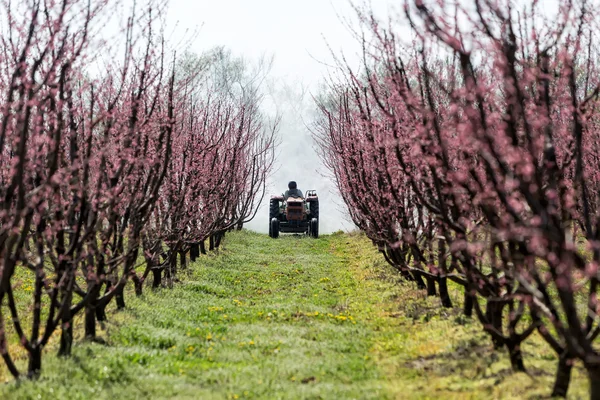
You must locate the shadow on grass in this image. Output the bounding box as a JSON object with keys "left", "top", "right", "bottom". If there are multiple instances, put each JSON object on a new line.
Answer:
{"left": 405, "top": 336, "right": 567, "bottom": 390}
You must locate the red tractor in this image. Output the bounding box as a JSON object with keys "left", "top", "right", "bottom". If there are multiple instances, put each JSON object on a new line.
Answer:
{"left": 269, "top": 190, "right": 319, "bottom": 238}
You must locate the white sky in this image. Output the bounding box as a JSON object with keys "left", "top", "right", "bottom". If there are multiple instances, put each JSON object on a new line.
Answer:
{"left": 165, "top": 0, "right": 391, "bottom": 89}
{"left": 165, "top": 0, "right": 563, "bottom": 86}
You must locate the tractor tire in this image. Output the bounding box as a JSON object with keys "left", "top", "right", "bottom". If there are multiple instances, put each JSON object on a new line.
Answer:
{"left": 270, "top": 218, "right": 280, "bottom": 238}
{"left": 310, "top": 199, "right": 319, "bottom": 220}
{"left": 269, "top": 199, "right": 280, "bottom": 237}
{"left": 310, "top": 218, "right": 319, "bottom": 238}
{"left": 270, "top": 199, "right": 280, "bottom": 219}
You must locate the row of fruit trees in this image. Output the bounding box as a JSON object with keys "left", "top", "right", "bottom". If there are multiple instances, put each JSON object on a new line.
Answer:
{"left": 314, "top": 0, "right": 600, "bottom": 397}
{"left": 0, "top": 0, "right": 275, "bottom": 378}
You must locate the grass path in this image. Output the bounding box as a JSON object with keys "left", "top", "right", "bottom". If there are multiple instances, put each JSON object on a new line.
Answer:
{"left": 0, "top": 231, "right": 590, "bottom": 399}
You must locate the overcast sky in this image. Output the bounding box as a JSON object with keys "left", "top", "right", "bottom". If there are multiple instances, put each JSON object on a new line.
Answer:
{"left": 165, "top": 0, "right": 390, "bottom": 89}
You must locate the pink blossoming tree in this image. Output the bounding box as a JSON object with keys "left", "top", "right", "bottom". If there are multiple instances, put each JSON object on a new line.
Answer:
{"left": 315, "top": 0, "right": 600, "bottom": 397}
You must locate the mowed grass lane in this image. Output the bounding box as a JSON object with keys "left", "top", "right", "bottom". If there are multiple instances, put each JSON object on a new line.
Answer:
{"left": 2, "top": 231, "right": 384, "bottom": 399}
{"left": 1, "top": 230, "right": 590, "bottom": 399}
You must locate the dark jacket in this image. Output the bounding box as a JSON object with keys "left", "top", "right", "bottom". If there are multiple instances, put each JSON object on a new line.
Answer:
{"left": 284, "top": 188, "right": 303, "bottom": 199}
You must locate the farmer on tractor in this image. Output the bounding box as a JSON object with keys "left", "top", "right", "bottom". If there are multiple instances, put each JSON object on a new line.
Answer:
{"left": 284, "top": 181, "right": 303, "bottom": 199}
{"left": 269, "top": 182, "right": 319, "bottom": 238}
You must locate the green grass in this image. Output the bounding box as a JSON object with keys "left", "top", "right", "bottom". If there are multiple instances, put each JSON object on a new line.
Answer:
{"left": 0, "top": 230, "right": 591, "bottom": 399}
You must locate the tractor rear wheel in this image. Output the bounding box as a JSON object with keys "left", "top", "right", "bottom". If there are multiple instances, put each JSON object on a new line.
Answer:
{"left": 270, "top": 218, "right": 280, "bottom": 238}
{"left": 270, "top": 199, "right": 280, "bottom": 219}
{"left": 269, "top": 199, "right": 280, "bottom": 237}
{"left": 310, "top": 218, "right": 319, "bottom": 238}
{"left": 309, "top": 199, "right": 319, "bottom": 220}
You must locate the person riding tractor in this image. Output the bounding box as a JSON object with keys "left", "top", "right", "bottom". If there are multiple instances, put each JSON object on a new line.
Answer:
{"left": 284, "top": 181, "right": 303, "bottom": 200}
{"left": 269, "top": 181, "right": 319, "bottom": 238}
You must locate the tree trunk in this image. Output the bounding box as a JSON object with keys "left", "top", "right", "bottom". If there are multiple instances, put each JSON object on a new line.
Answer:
{"left": 412, "top": 270, "right": 427, "bottom": 290}
{"left": 506, "top": 340, "right": 526, "bottom": 372}
{"left": 58, "top": 288, "right": 73, "bottom": 357}
{"left": 96, "top": 303, "right": 107, "bottom": 322}
{"left": 166, "top": 255, "right": 176, "bottom": 281}
{"left": 199, "top": 240, "right": 206, "bottom": 255}
{"left": 215, "top": 232, "right": 223, "bottom": 249}
{"left": 436, "top": 240, "right": 452, "bottom": 307}
{"left": 27, "top": 346, "right": 42, "bottom": 379}
{"left": 58, "top": 322, "right": 73, "bottom": 357}
{"left": 438, "top": 276, "right": 453, "bottom": 308}
{"left": 190, "top": 243, "right": 199, "bottom": 261}
{"left": 115, "top": 285, "right": 126, "bottom": 310}
{"left": 426, "top": 276, "right": 437, "bottom": 296}
{"left": 463, "top": 291, "right": 474, "bottom": 317}
{"left": 152, "top": 269, "right": 162, "bottom": 288}
{"left": 179, "top": 250, "right": 187, "bottom": 270}
{"left": 133, "top": 277, "right": 143, "bottom": 296}
{"left": 486, "top": 300, "right": 504, "bottom": 349}
{"left": 552, "top": 352, "right": 572, "bottom": 398}
{"left": 209, "top": 235, "right": 215, "bottom": 251}
{"left": 96, "top": 283, "right": 109, "bottom": 322}
{"left": 586, "top": 364, "right": 600, "bottom": 400}
{"left": 85, "top": 303, "right": 96, "bottom": 339}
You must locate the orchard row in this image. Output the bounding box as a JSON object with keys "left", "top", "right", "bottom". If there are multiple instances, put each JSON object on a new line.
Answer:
{"left": 0, "top": 0, "right": 274, "bottom": 378}
{"left": 315, "top": 1, "right": 600, "bottom": 398}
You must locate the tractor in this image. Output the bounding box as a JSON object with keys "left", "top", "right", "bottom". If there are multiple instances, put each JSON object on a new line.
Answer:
{"left": 269, "top": 190, "right": 319, "bottom": 238}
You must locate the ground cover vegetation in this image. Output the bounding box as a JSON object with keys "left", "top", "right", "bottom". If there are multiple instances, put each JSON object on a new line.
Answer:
{"left": 314, "top": 0, "right": 600, "bottom": 398}
{"left": 1, "top": 231, "right": 590, "bottom": 399}
{"left": 0, "top": 0, "right": 275, "bottom": 380}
